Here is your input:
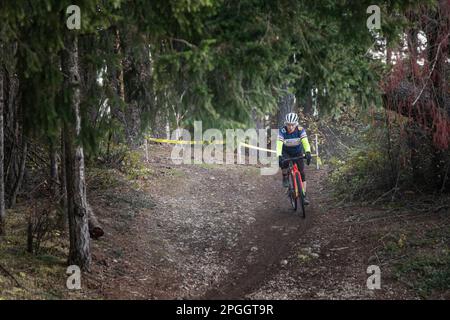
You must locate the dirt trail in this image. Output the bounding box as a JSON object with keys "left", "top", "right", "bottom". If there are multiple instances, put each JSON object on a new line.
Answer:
{"left": 202, "top": 170, "right": 317, "bottom": 299}
{"left": 86, "top": 145, "right": 421, "bottom": 299}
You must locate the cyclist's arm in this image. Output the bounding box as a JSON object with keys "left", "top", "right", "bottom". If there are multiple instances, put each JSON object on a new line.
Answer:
{"left": 276, "top": 140, "right": 283, "bottom": 157}
{"left": 301, "top": 137, "right": 311, "bottom": 153}
{"left": 299, "top": 127, "right": 311, "bottom": 153}
{"left": 276, "top": 129, "right": 285, "bottom": 157}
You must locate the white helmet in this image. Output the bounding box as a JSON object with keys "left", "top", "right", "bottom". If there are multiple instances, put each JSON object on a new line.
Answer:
{"left": 284, "top": 112, "right": 299, "bottom": 125}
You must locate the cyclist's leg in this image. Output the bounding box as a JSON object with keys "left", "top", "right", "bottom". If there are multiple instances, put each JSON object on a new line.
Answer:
{"left": 297, "top": 158, "right": 310, "bottom": 204}
{"left": 281, "top": 151, "right": 289, "bottom": 187}
{"left": 297, "top": 158, "right": 306, "bottom": 192}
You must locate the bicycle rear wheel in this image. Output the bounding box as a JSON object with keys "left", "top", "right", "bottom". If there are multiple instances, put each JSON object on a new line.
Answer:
{"left": 288, "top": 173, "right": 297, "bottom": 211}
{"left": 296, "top": 175, "right": 306, "bottom": 218}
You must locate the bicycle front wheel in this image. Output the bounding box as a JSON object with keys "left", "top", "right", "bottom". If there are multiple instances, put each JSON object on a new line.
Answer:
{"left": 296, "top": 174, "right": 306, "bottom": 218}
{"left": 288, "top": 173, "right": 297, "bottom": 211}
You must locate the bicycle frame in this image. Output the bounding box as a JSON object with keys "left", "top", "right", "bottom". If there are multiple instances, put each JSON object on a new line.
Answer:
{"left": 282, "top": 155, "right": 306, "bottom": 217}
{"left": 289, "top": 161, "right": 304, "bottom": 198}
{"left": 282, "top": 156, "right": 305, "bottom": 197}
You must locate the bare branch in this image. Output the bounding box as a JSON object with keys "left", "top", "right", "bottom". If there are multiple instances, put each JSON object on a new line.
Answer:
{"left": 411, "top": 33, "right": 449, "bottom": 106}
{"left": 170, "top": 38, "right": 197, "bottom": 49}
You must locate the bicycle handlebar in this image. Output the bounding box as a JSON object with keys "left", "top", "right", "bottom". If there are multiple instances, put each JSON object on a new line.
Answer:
{"left": 281, "top": 155, "right": 306, "bottom": 164}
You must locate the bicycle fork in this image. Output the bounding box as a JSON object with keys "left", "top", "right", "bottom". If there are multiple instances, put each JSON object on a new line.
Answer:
{"left": 293, "top": 171, "right": 305, "bottom": 198}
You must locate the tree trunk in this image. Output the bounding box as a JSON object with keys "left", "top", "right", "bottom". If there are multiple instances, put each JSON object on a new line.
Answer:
{"left": 59, "top": 130, "right": 67, "bottom": 229}
{"left": 406, "top": 121, "right": 425, "bottom": 185}
{"left": 5, "top": 67, "right": 18, "bottom": 138}
{"left": 303, "top": 87, "right": 313, "bottom": 116}
{"left": 9, "top": 139, "right": 27, "bottom": 207}
{"left": 3, "top": 67, "right": 19, "bottom": 210}
{"left": 251, "top": 108, "right": 264, "bottom": 130}
{"left": 122, "top": 32, "right": 153, "bottom": 147}
{"left": 277, "top": 83, "right": 296, "bottom": 128}
{"left": 108, "top": 27, "right": 127, "bottom": 144}
{"left": 0, "top": 69, "right": 5, "bottom": 235}
{"left": 61, "top": 32, "right": 91, "bottom": 271}
{"left": 49, "top": 140, "right": 59, "bottom": 197}
{"left": 152, "top": 102, "right": 170, "bottom": 139}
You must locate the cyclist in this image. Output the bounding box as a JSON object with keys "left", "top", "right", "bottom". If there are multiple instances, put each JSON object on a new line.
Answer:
{"left": 276, "top": 112, "right": 312, "bottom": 205}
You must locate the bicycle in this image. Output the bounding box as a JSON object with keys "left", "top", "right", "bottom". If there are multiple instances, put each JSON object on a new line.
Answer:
{"left": 282, "top": 155, "right": 306, "bottom": 218}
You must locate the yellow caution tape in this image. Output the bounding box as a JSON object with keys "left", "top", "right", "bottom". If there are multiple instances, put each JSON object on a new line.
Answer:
{"left": 146, "top": 137, "right": 224, "bottom": 145}
{"left": 240, "top": 142, "right": 323, "bottom": 166}
{"left": 238, "top": 142, "right": 277, "bottom": 154}
{"left": 146, "top": 136, "right": 322, "bottom": 165}
{"left": 239, "top": 142, "right": 322, "bottom": 162}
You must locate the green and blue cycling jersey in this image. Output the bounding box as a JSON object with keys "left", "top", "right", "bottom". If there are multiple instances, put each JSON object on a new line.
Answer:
{"left": 276, "top": 125, "right": 311, "bottom": 157}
